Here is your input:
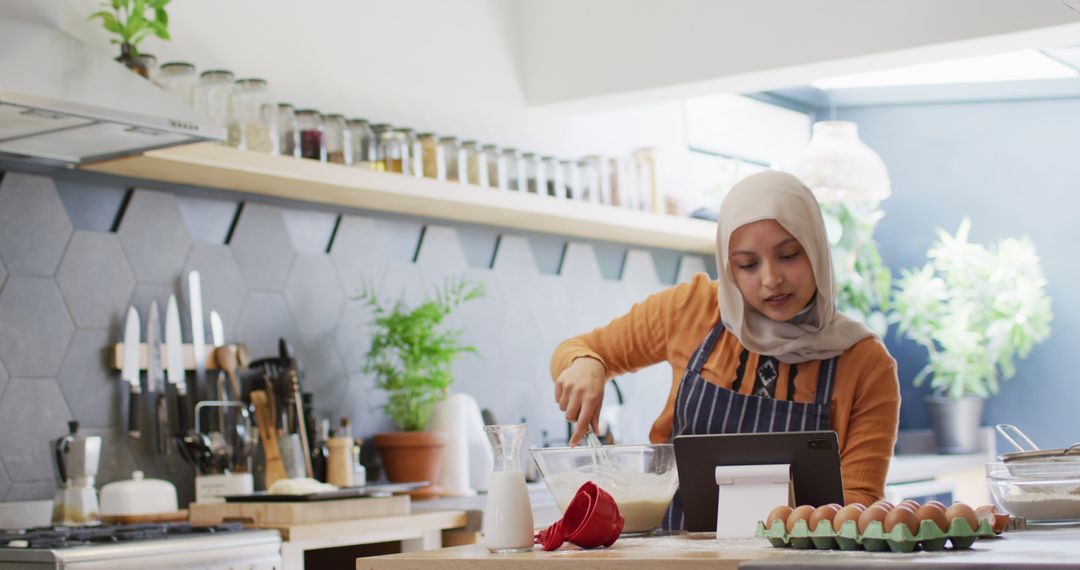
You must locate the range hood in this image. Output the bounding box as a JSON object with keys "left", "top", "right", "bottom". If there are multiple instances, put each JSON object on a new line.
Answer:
{"left": 0, "top": 17, "right": 224, "bottom": 165}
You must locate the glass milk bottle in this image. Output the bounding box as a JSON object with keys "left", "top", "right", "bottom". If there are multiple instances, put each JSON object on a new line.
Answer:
{"left": 482, "top": 424, "right": 534, "bottom": 553}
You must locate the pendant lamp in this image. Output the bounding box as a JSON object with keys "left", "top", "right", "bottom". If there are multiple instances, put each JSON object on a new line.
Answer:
{"left": 789, "top": 120, "right": 891, "bottom": 203}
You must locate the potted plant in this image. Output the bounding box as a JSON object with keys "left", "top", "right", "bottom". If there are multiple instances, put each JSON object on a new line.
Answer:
{"left": 88, "top": 0, "right": 171, "bottom": 78}
{"left": 358, "top": 277, "right": 484, "bottom": 498}
{"left": 892, "top": 218, "right": 1052, "bottom": 453}
{"left": 820, "top": 201, "right": 892, "bottom": 336}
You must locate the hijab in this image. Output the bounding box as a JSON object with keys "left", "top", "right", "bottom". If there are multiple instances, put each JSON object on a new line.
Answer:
{"left": 715, "top": 171, "right": 874, "bottom": 364}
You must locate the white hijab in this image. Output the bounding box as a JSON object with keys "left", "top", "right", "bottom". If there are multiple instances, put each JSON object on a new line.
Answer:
{"left": 715, "top": 171, "right": 874, "bottom": 364}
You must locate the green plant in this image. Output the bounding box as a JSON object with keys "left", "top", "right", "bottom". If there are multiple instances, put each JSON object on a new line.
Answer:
{"left": 358, "top": 277, "right": 484, "bottom": 431}
{"left": 891, "top": 218, "right": 1052, "bottom": 399}
{"left": 820, "top": 201, "right": 892, "bottom": 336}
{"left": 88, "top": 0, "right": 171, "bottom": 55}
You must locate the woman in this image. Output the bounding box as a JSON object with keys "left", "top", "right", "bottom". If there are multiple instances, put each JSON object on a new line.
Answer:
{"left": 549, "top": 171, "right": 899, "bottom": 528}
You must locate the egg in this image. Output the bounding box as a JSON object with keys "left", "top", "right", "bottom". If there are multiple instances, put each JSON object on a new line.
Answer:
{"left": 945, "top": 502, "right": 979, "bottom": 531}
{"left": 925, "top": 500, "right": 948, "bottom": 510}
{"left": 883, "top": 505, "right": 918, "bottom": 534}
{"left": 857, "top": 504, "right": 889, "bottom": 533}
{"left": 870, "top": 500, "right": 895, "bottom": 511}
{"left": 899, "top": 499, "right": 921, "bottom": 511}
{"left": 809, "top": 504, "right": 841, "bottom": 531}
{"left": 786, "top": 505, "right": 816, "bottom": 532}
{"left": 765, "top": 505, "right": 793, "bottom": 529}
{"left": 915, "top": 503, "right": 950, "bottom": 532}
{"left": 833, "top": 504, "right": 865, "bottom": 531}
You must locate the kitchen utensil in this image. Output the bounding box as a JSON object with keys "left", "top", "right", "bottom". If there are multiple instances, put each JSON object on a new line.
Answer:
{"left": 165, "top": 294, "right": 188, "bottom": 432}
{"left": 996, "top": 423, "right": 1080, "bottom": 477}
{"left": 188, "top": 271, "right": 207, "bottom": 404}
{"left": 100, "top": 471, "right": 178, "bottom": 517}
{"left": 195, "top": 400, "right": 250, "bottom": 473}
{"left": 189, "top": 495, "right": 410, "bottom": 527}
{"left": 53, "top": 421, "right": 102, "bottom": 526}
{"left": 121, "top": 306, "right": 141, "bottom": 439}
{"left": 209, "top": 310, "right": 227, "bottom": 431}
{"left": 218, "top": 483, "right": 427, "bottom": 503}
{"left": 215, "top": 343, "right": 243, "bottom": 402}
{"left": 280, "top": 433, "right": 310, "bottom": 480}
{"left": 536, "top": 481, "right": 623, "bottom": 551}
{"left": 145, "top": 300, "right": 168, "bottom": 455}
{"left": 986, "top": 423, "right": 1080, "bottom": 523}
{"left": 251, "top": 390, "right": 288, "bottom": 488}
{"left": 176, "top": 431, "right": 214, "bottom": 475}
{"left": 287, "top": 368, "right": 314, "bottom": 478}
{"left": 531, "top": 443, "right": 678, "bottom": 534}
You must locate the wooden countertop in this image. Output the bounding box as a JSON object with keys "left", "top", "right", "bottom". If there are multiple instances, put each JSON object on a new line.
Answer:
{"left": 357, "top": 528, "right": 1080, "bottom": 569}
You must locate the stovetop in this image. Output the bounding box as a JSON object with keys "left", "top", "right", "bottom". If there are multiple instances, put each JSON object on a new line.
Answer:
{"left": 0, "top": 522, "right": 245, "bottom": 550}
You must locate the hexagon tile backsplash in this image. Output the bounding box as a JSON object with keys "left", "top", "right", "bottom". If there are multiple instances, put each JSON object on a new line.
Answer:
{"left": 0, "top": 169, "right": 711, "bottom": 503}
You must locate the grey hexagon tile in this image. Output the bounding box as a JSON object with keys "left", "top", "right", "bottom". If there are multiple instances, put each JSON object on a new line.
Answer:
{"left": 377, "top": 261, "right": 426, "bottom": 309}
{"left": 176, "top": 194, "right": 238, "bottom": 245}
{"left": 0, "top": 255, "right": 6, "bottom": 291}
{"left": 284, "top": 254, "right": 345, "bottom": 337}
{"left": 676, "top": 255, "right": 709, "bottom": 283}
{"left": 415, "top": 225, "right": 469, "bottom": 285}
{"left": 0, "top": 277, "right": 75, "bottom": 377}
{"left": 491, "top": 235, "right": 542, "bottom": 287}
{"left": 0, "top": 456, "right": 9, "bottom": 500}
{"left": 54, "top": 177, "right": 127, "bottom": 232}
{"left": 235, "top": 292, "right": 298, "bottom": 359}
{"left": 183, "top": 243, "right": 246, "bottom": 335}
{"left": 452, "top": 268, "right": 506, "bottom": 347}
{"left": 0, "top": 172, "right": 73, "bottom": 276}
{"left": 5, "top": 480, "right": 55, "bottom": 501}
{"left": 229, "top": 203, "right": 296, "bottom": 291}
{"left": 56, "top": 231, "right": 135, "bottom": 328}
{"left": 283, "top": 209, "right": 337, "bottom": 254}
{"left": 622, "top": 250, "right": 662, "bottom": 289}
{"left": 117, "top": 189, "right": 192, "bottom": 284}
{"left": 58, "top": 329, "right": 117, "bottom": 429}
{"left": 559, "top": 242, "right": 604, "bottom": 283}
{"left": 375, "top": 218, "right": 424, "bottom": 263}
{"left": 334, "top": 372, "right": 393, "bottom": 438}
{"left": 296, "top": 335, "right": 348, "bottom": 421}
{"left": 335, "top": 297, "right": 375, "bottom": 374}
{"left": 0, "top": 379, "right": 72, "bottom": 481}
{"left": 328, "top": 216, "right": 386, "bottom": 298}
{"left": 0, "top": 353, "right": 8, "bottom": 400}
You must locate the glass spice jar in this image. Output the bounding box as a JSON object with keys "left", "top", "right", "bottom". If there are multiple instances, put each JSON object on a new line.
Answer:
{"left": 369, "top": 124, "right": 393, "bottom": 171}
{"left": 270, "top": 103, "right": 298, "bottom": 158}
{"left": 439, "top": 137, "right": 462, "bottom": 182}
{"left": 482, "top": 144, "right": 502, "bottom": 189}
{"left": 227, "top": 78, "right": 272, "bottom": 152}
{"left": 501, "top": 148, "right": 523, "bottom": 191}
{"left": 461, "top": 140, "right": 487, "bottom": 187}
{"left": 193, "top": 69, "right": 235, "bottom": 128}
{"left": 295, "top": 109, "right": 325, "bottom": 161}
{"left": 582, "top": 156, "right": 610, "bottom": 204}
{"left": 347, "top": 119, "right": 377, "bottom": 169}
{"left": 521, "top": 153, "right": 543, "bottom": 195}
{"left": 381, "top": 130, "right": 407, "bottom": 174}
{"left": 562, "top": 160, "right": 582, "bottom": 200}
{"left": 397, "top": 128, "right": 422, "bottom": 177}
{"left": 544, "top": 156, "right": 564, "bottom": 198}
{"left": 137, "top": 53, "right": 159, "bottom": 84}
{"left": 157, "top": 61, "right": 197, "bottom": 106}
{"left": 323, "top": 114, "right": 349, "bottom": 164}
{"left": 418, "top": 133, "right": 443, "bottom": 180}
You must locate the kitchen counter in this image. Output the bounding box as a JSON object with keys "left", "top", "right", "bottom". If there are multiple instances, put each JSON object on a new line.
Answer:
{"left": 357, "top": 527, "right": 1080, "bottom": 569}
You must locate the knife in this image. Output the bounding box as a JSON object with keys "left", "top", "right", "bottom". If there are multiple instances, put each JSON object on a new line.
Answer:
{"left": 188, "top": 271, "right": 207, "bottom": 404}
{"left": 146, "top": 300, "right": 168, "bottom": 454}
{"left": 121, "top": 306, "right": 141, "bottom": 439}
{"left": 165, "top": 295, "right": 188, "bottom": 433}
{"left": 209, "top": 310, "right": 227, "bottom": 429}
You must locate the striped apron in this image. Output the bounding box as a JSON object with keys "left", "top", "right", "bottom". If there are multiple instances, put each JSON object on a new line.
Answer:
{"left": 662, "top": 322, "right": 838, "bottom": 530}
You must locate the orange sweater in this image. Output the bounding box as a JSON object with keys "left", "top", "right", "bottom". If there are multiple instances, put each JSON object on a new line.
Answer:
{"left": 550, "top": 273, "right": 900, "bottom": 506}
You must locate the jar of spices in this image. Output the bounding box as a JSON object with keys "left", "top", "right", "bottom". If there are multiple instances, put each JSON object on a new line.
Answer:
{"left": 397, "top": 128, "right": 422, "bottom": 177}
{"left": 227, "top": 78, "right": 272, "bottom": 152}
{"left": 521, "top": 153, "right": 544, "bottom": 195}
{"left": 461, "top": 140, "right": 487, "bottom": 187}
{"left": 562, "top": 160, "right": 582, "bottom": 200}
{"left": 381, "top": 130, "right": 407, "bottom": 174}
{"left": 157, "top": 62, "right": 197, "bottom": 106}
{"left": 323, "top": 114, "right": 349, "bottom": 164}
{"left": 418, "top": 133, "right": 443, "bottom": 180}
{"left": 193, "top": 69, "right": 235, "bottom": 128}
{"left": 347, "top": 119, "right": 377, "bottom": 169}
{"left": 369, "top": 124, "right": 394, "bottom": 171}
{"left": 270, "top": 103, "right": 298, "bottom": 157}
{"left": 482, "top": 145, "right": 502, "bottom": 189}
{"left": 543, "top": 157, "right": 564, "bottom": 198}
{"left": 439, "top": 137, "right": 462, "bottom": 182}
{"left": 295, "top": 109, "right": 325, "bottom": 161}
{"left": 582, "top": 156, "right": 610, "bottom": 204}
{"left": 501, "top": 148, "right": 524, "bottom": 191}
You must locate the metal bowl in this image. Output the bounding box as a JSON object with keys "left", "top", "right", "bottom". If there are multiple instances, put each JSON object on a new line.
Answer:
{"left": 530, "top": 443, "right": 678, "bottom": 533}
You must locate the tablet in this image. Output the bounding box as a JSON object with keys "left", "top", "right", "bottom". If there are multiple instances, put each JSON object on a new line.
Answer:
{"left": 673, "top": 431, "right": 844, "bottom": 532}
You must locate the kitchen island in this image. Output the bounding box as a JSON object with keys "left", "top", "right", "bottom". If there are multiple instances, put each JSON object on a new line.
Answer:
{"left": 358, "top": 527, "right": 1080, "bottom": 569}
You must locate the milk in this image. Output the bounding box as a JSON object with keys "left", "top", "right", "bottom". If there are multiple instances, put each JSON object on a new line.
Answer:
{"left": 482, "top": 470, "right": 534, "bottom": 552}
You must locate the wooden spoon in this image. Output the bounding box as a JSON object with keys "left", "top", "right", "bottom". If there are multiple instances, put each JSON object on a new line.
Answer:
{"left": 215, "top": 344, "right": 243, "bottom": 401}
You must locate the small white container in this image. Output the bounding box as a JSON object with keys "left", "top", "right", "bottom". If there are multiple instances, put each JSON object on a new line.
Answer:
{"left": 100, "top": 471, "right": 178, "bottom": 516}
{"left": 0, "top": 500, "right": 54, "bottom": 530}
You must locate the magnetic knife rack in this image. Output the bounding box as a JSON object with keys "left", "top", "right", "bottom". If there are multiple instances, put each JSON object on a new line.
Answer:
{"left": 109, "top": 343, "right": 234, "bottom": 371}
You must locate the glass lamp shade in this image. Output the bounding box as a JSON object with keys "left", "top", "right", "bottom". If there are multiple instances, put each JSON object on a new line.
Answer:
{"left": 789, "top": 120, "right": 890, "bottom": 203}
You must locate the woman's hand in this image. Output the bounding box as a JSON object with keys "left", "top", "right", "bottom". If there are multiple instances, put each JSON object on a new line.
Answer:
{"left": 554, "top": 356, "right": 607, "bottom": 446}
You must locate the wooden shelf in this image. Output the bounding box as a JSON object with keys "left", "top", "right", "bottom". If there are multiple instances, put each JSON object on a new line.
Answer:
{"left": 80, "top": 143, "right": 716, "bottom": 254}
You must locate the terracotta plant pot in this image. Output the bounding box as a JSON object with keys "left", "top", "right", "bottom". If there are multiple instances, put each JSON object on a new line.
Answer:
{"left": 373, "top": 431, "right": 448, "bottom": 500}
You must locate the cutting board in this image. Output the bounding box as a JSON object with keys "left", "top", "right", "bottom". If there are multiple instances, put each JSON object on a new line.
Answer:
{"left": 189, "top": 495, "right": 410, "bottom": 527}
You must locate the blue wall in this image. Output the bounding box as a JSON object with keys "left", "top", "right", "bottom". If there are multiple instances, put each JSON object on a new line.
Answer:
{"left": 838, "top": 97, "right": 1080, "bottom": 449}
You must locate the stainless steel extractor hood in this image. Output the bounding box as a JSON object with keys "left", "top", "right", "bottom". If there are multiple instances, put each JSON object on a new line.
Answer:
{"left": 0, "top": 17, "right": 224, "bottom": 165}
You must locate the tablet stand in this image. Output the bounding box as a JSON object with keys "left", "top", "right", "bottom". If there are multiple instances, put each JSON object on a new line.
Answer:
{"left": 713, "top": 464, "right": 791, "bottom": 538}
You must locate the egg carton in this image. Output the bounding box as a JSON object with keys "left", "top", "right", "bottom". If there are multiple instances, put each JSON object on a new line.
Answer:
{"left": 755, "top": 516, "right": 996, "bottom": 553}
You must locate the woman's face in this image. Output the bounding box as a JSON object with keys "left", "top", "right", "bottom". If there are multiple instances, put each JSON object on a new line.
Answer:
{"left": 728, "top": 219, "right": 817, "bottom": 322}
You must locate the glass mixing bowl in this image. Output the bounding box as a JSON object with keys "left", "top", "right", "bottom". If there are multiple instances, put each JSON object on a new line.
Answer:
{"left": 986, "top": 461, "right": 1080, "bottom": 523}
{"left": 530, "top": 443, "right": 678, "bottom": 534}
